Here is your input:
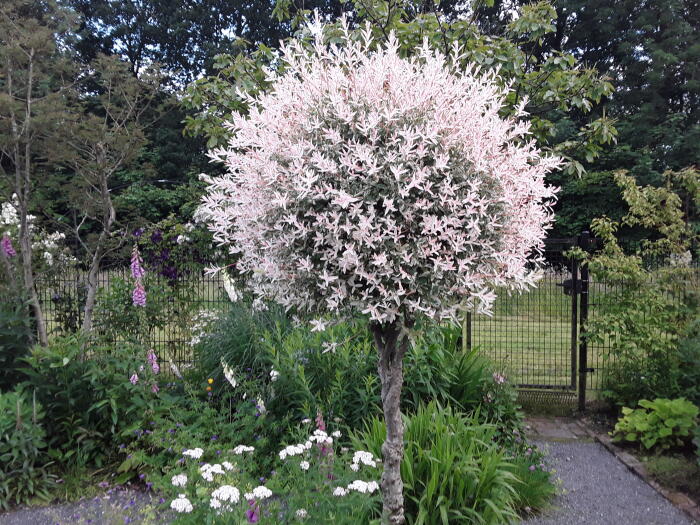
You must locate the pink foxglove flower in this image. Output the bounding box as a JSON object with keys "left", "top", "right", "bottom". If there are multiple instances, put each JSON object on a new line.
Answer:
{"left": 147, "top": 349, "right": 160, "bottom": 374}
{"left": 132, "top": 281, "right": 146, "bottom": 307}
{"left": 130, "top": 245, "right": 145, "bottom": 279}
{"left": 130, "top": 373, "right": 139, "bottom": 385}
{"left": 1, "top": 235, "right": 15, "bottom": 257}
{"left": 151, "top": 383, "right": 159, "bottom": 394}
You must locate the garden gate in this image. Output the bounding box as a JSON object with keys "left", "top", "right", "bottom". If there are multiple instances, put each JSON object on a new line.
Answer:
{"left": 467, "top": 232, "right": 595, "bottom": 410}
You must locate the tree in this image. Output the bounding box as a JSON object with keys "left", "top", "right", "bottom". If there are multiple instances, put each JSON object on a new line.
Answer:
{"left": 184, "top": 0, "right": 616, "bottom": 177}
{"left": 200, "top": 24, "right": 558, "bottom": 523}
{"left": 51, "top": 54, "right": 164, "bottom": 333}
{"left": 0, "top": 0, "right": 76, "bottom": 345}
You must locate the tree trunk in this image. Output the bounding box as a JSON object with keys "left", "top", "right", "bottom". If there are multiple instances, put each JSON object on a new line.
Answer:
{"left": 370, "top": 319, "right": 413, "bottom": 525}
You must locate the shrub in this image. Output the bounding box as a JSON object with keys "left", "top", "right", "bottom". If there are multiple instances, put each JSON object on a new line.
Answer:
{"left": 197, "top": 307, "right": 525, "bottom": 443}
{"left": 21, "top": 335, "right": 161, "bottom": 466}
{"left": 0, "top": 298, "right": 32, "bottom": 391}
{"left": 611, "top": 398, "right": 700, "bottom": 451}
{"left": 677, "top": 318, "right": 700, "bottom": 407}
{"left": 0, "top": 388, "right": 55, "bottom": 510}
{"left": 352, "top": 401, "right": 545, "bottom": 525}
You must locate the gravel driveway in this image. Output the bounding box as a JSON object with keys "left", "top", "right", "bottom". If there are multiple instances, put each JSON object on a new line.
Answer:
{"left": 523, "top": 440, "right": 696, "bottom": 525}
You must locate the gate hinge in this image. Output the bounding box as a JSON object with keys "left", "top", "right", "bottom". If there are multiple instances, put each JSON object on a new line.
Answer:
{"left": 556, "top": 279, "right": 582, "bottom": 295}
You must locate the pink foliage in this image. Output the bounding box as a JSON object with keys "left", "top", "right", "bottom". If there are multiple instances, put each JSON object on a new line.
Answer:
{"left": 1, "top": 234, "right": 15, "bottom": 257}
{"left": 200, "top": 23, "right": 560, "bottom": 323}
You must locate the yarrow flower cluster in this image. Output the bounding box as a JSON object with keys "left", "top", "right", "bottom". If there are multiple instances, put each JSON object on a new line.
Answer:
{"left": 200, "top": 21, "right": 559, "bottom": 324}
{"left": 171, "top": 474, "right": 188, "bottom": 487}
{"left": 183, "top": 447, "right": 204, "bottom": 459}
{"left": 233, "top": 445, "right": 255, "bottom": 455}
{"left": 351, "top": 451, "right": 377, "bottom": 471}
{"left": 211, "top": 484, "right": 240, "bottom": 503}
{"left": 244, "top": 485, "right": 272, "bottom": 501}
{"left": 200, "top": 463, "right": 226, "bottom": 482}
{"left": 170, "top": 494, "right": 193, "bottom": 513}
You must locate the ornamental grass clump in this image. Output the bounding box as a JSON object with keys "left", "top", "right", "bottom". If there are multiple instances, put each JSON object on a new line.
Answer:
{"left": 200, "top": 19, "right": 559, "bottom": 524}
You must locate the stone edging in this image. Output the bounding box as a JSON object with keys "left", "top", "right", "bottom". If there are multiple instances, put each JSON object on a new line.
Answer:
{"left": 576, "top": 419, "right": 700, "bottom": 524}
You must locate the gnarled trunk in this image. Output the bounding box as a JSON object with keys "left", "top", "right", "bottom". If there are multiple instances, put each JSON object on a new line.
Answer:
{"left": 370, "top": 319, "right": 413, "bottom": 525}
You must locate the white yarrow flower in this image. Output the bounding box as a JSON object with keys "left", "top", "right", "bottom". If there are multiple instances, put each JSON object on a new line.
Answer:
{"left": 170, "top": 494, "right": 193, "bottom": 513}
{"left": 210, "top": 497, "right": 221, "bottom": 509}
{"left": 212, "top": 485, "right": 240, "bottom": 503}
{"left": 270, "top": 369, "right": 280, "bottom": 382}
{"left": 171, "top": 474, "right": 188, "bottom": 487}
{"left": 300, "top": 460, "right": 310, "bottom": 471}
{"left": 183, "top": 447, "right": 204, "bottom": 459}
{"left": 296, "top": 508, "right": 308, "bottom": 518}
{"left": 332, "top": 487, "right": 348, "bottom": 497}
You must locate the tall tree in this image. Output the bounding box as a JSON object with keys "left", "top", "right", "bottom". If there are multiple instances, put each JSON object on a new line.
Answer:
{"left": 200, "top": 26, "right": 559, "bottom": 523}
{"left": 0, "top": 0, "right": 76, "bottom": 345}
{"left": 52, "top": 54, "right": 165, "bottom": 333}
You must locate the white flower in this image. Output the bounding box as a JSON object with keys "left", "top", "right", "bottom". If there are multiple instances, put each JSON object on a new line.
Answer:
{"left": 170, "top": 494, "right": 193, "bottom": 513}
{"left": 350, "top": 463, "right": 359, "bottom": 472}
{"left": 210, "top": 497, "right": 221, "bottom": 509}
{"left": 301, "top": 418, "right": 311, "bottom": 424}
{"left": 233, "top": 445, "right": 255, "bottom": 455}
{"left": 244, "top": 485, "right": 272, "bottom": 500}
{"left": 183, "top": 448, "right": 204, "bottom": 459}
{"left": 322, "top": 341, "right": 338, "bottom": 354}
{"left": 296, "top": 508, "right": 308, "bottom": 518}
{"left": 270, "top": 369, "right": 280, "bottom": 382}
{"left": 256, "top": 397, "right": 267, "bottom": 414}
{"left": 304, "top": 441, "right": 312, "bottom": 450}
{"left": 332, "top": 487, "right": 348, "bottom": 497}
{"left": 300, "top": 460, "right": 310, "bottom": 471}
{"left": 221, "top": 359, "right": 237, "bottom": 388}
{"left": 352, "top": 451, "right": 377, "bottom": 468}
{"left": 222, "top": 273, "right": 240, "bottom": 302}
{"left": 222, "top": 461, "right": 234, "bottom": 470}
{"left": 212, "top": 485, "right": 240, "bottom": 503}
{"left": 367, "top": 481, "right": 380, "bottom": 493}
{"left": 171, "top": 474, "right": 188, "bottom": 487}
{"left": 347, "top": 480, "right": 370, "bottom": 493}
{"left": 279, "top": 444, "right": 305, "bottom": 460}
{"left": 309, "top": 319, "right": 327, "bottom": 332}
{"left": 331, "top": 430, "right": 341, "bottom": 438}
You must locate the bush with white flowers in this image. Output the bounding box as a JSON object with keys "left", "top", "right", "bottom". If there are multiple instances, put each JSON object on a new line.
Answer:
{"left": 164, "top": 423, "right": 379, "bottom": 523}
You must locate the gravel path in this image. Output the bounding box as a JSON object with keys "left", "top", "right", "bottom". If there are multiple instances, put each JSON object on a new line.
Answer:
{"left": 523, "top": 440, "right": 696, "bottom": 525}
{"left": 0, "top": 488, "right": 168, "bottom": 525}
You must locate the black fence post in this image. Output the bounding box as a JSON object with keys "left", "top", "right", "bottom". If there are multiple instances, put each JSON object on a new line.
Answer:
{"left": 570, "top": 255, "right": 579, "bottom": 391}
{"left": 578, "top": 231, "right": 591, "bottom": 412}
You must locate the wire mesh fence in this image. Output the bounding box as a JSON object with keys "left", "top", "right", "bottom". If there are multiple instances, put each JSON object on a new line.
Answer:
{"left": 37, "top": 245, "right": 700, "bottom": 399}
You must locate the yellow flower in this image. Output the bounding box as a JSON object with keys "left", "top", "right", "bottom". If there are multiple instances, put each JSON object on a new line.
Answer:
{"left": 207, "top": 378, "right": 214, "bottom": 384}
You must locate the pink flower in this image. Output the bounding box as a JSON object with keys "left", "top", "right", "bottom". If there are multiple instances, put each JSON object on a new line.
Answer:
{"left": 130, "top": 373, "right": 139, "bottom": 385}
{"left": 130, "top": 245, "right": 145, "bottom": 279}
{"left": 132, "top": 281, "right": 146, "bottom": 307}
{"left": 245, "top": 501, "right": 260, "bottom": 523}
{"left": 493, "top": 372, "right": 507, "bottom": 385}
{"left": 147, "top": 349, "right": 160, "bottom": 374}
{"left": 151, "top": 383, "right": 159, "bottom": 394}
{"left": 1, "top": 235, "right": 16, "bottom": 257}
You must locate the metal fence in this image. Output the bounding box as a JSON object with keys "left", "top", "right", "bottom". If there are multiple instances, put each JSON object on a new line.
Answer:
{"left": 37, "top": 243, "right": 700, "bottom": 407}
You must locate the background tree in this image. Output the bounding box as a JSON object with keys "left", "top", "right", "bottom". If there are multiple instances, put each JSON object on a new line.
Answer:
{"left": 0, "top": 0, "right": 76, "bottom": 345}
{"left": 51, "top": 54, "right": 165, "bottom": 333}
{"left": 200, "top": 25, "right": 559, "bottom": 522}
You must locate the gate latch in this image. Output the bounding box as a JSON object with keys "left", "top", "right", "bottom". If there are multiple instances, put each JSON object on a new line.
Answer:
{"left": 556, "top": 279, "right": 582, "bottom": 295}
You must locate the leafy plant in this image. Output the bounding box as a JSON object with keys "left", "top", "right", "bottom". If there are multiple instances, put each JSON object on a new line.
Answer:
{"left": 611, "top": 398, "right": 700, "bottom": 451}
{"left": 21, "top": 334, "right": 161, "bottom": 466}
{"left": 0, "top": 297, "right": 32, "bottom": 390}
{"left": 352, "top": 402, "right": 544, "bottom": 525}
{"left": 0, "top": 388, "right": 55, "bottom": 510}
